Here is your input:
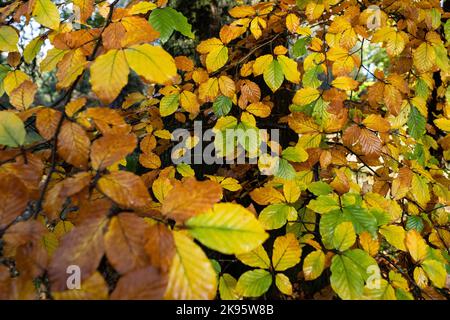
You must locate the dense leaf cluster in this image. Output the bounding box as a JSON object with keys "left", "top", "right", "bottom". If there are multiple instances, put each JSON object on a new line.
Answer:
{"left": 0, "top": 0, "right": 449, "bottom": 300}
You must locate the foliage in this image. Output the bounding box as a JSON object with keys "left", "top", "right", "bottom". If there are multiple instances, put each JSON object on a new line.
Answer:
{"left": 0, "top": 0, "right": 449, "bottom": 300}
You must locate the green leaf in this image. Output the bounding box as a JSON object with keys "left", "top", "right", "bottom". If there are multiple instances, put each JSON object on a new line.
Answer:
{"left": 149, "top": 7, "right": 194, "bottom": 43}
{"left": 407, "top": 106, "right": 426, "bottom": 140}
{"left": 332, "top": 221, "right": 356, "bottom": 251}
{"left": 0, "top": 111, "right": 26, "bottom": 147}
{"left": 307, "top": 195, "right": 340, "bottom": 214}
{"left": 258, "top": 203, "right": 296, "bottom": 230}
{"left": 186, "top": 203, "right": 268, "bottom": 255}
{"left": 282, "top": 146, "right": 308, "bottom": 162}
{"left": 406, "top": 215, "right": 424, "bottom": 232}
{"left": 308, "top": 181, "right": 332, "bottom": 196}
{"left": 319, "top": 209, "right": 346, "bottom": 249}
{"left": 24, "top": 37, "right": 44, "bottom": 64}
{"left": 292, "top": 37, "right": 309, "bottom": 58}
{"left": 263, "top": 59, "right": 284, "bottom": 92}
{"left": 342, "top": 205, "right": 378, "bottom": 236}
{"left": 421, "top": 259, "right": 446, "bottom": 288}
{"left": 236, "top": 269, "right": 272, "bottom": 297}
{"left": 213, "top": 95, "right": 232, "bottom": 117}
{"left": 330, "top": 249, "right": 379, "bottom": 300}
{"left": 274, "top": 158, "right": 296, "bottom": 180}
{"left": 302, "top": 64, "right": 323, "bottom": 89}
{"left": 0, "top": 64, "right": 11, "bottom": 96}
{"left": 445, "top": 19, "right": 450, "bottom": 43}
{"left": 159, "top": 94, "right": 180, "bottom": 117}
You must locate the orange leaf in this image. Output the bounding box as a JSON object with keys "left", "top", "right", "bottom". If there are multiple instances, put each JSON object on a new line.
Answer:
{"left": 48, "top": 214, "right": 108, "bottom": 291}
{"left": 104, "top": 213, "right": 149, "bottom": 274}
{"left": 161, "top": 178, "right": 222, "bottom": 222}
{"left": 90, "top": 133, "right": 137, "bottom": 170}
{"left": 110, "top": 266, "right": 167, "bottom": 300}
{"left": 57, "top": 121, "right": 91, "bottom": 169}
{"left": 97, "top": 171, "right": 151, "bottom": 209}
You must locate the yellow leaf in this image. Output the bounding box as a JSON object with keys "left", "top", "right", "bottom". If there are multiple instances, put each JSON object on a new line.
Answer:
{"left": 186, "top": 203, "right": 268, "bottom": 255}
{"left": 218, "top": 75, "right": 235, "bottom": 97}
{"left": 434, "top": 118, "right": 450, "bottom": 132}
{"left": 275, "top": 273, "right": 293, "bottom": 295}
{"left": 90, "top": 49, "right": 130, "bottom": 103}
{"left": 236, "top": 245, "right": 271, "bottom": 269}
{"left": 253, "top": 54, "right": 273, "bottom": 76}
{"left": 277, "top": 55, "right": 300, "bottom": 84}
{"left": 73, "top": 0, "right": 95, "bottom": 23}
{"left": 196, "top": 38, "right": 223, "bottom": 54}
{"left": 56, "top": 49, "right": 87, "bottom": 89}
{"left": 124, "top": 44, "right": 177, "bottom": 85}
{"left": 379, "top": 225, "right": 406, "bottom": 251}
{"left": 405, "top": 230, "right": 428, "bottom": 263}
{"left": 306, "top": 2, "right": 324, "bottom": 21}
{"left": 331, "top": 76, "right": 359, "bottom": 91}
{"left": 40, "top": 48, "right": 66, "bottom": 73}
{"left": 293, "top": 87, "right": 320, "bottom": 106}
{"left": 411, "top": 174, "right": 430, "bottom": 207}
{"left": 413, "top": 42, "right": 435, "bottom": 74}
{"left": 33, "top": 0, "right": 61, "bottom": 30}
{"left": 165, "top": 231, "right": 217, "bottom": 299}
{"left": 250, "top": 17, "right": 265, "bottom": 40}
{"left": 229, "top": 5, "right": 255, "bottom": 18}
{"left": 272, "top": 233, "right": 301, "bottom": 271}
{"left": 283, "top": 180, "right": 301, "bottom": 203}
{"left": 286, "top": 13, "right": 300, "bottom": 33}
{"left": 0, "top": 26, "right": 19, "bottom": 52}
{"left": 206, "top": 45, "right": 228, "bottom": 73}
{"left": 246, "top": 102, "right": 271, "bottom": 118}
{"left": 362, "top": 114, "right": 391, "bottom": 132}
{"left": 413, "top": 266, "right": 428, "bottom": 288}
{"left": 198, "top": 77, "right": 219, "bottom": 102}
{"left": 3, "top": 70, "right": 30, "bottom": 96}
{"left": 303, "top": 250, "right": 325, "bottom": 281}
{"left": 219, "top": 274, "right": 240, "bottom": 300}
{"left": 332, "top": 221, "right": 356, "bottom": 251}
{"left": 179, "top": 90, "right": 200, "bottom": 114}
{"left": 359, "top": 232, "right": 379, "bottom": 256}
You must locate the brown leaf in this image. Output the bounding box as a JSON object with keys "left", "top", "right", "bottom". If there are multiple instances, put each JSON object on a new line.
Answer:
{"left": 57, "top": 121, "right": 91, "bottom": 169}
{"left": 1, "top": 153, "right": 44, "bottom": 194}
{"left": 110, "top": 266, "right": 167, "bottom": 300}
{"left": 9, "top": 80, "right": 37, "bottom": 110}
{"left": 52, "top": 272, "right": 108, "bottom": 300}
{"left": 0, "top": 173, "right": 29, "bottom": 229}
{"left": 90, "top": 133, "right": 137, "bottom": 170}
{"left": 161, "top": 178, "right": 222, "bottom": 222}
{"left": 97, "top": 171, "right": 151, "bottom": 209}
{"left": 144, "top": 223, "right": 175, "bottom": 272}
{"left": 43, "top": 172, "right": 92, "bottom": 220}
{"left": 359, "top": 128, "right": 382, "bottom": 156}
{"left": 104, "top": 213, "right": 149, "bottom": 274}
{"left": 36, "top": 107, "right": 62, "bottom": 141}
{"left": 48, "top": 214, "right": 108, "bottom": 291}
